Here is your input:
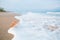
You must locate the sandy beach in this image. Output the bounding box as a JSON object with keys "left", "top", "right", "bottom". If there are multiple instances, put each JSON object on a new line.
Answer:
{"left": 0, "top": 12, "right": 20, "bottom": 40}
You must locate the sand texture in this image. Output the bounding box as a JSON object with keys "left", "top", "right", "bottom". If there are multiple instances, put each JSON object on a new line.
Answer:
{"left": 0, "top": 12, "right": 20, "bottom": 40}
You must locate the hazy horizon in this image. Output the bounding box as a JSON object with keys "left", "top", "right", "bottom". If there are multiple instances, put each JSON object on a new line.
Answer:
{"left": 0, "top": 0, "right": 60, "bottom": 13}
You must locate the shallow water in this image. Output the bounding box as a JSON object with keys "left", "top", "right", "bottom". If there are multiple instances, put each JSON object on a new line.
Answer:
{"left": 9, "top": 12, "right": 60, "bottom": 40}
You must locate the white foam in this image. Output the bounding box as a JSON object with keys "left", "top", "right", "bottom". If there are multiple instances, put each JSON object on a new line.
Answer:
{"left": 47, "top": 12, "right": 60, "bottom": 14}
{"left": 12, "top": 12, "right": 60, "bottom": 40}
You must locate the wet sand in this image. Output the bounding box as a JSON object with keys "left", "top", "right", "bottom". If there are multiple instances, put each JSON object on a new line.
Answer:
{"left": 0, "top": 12, "right": 20, "bottom": 40}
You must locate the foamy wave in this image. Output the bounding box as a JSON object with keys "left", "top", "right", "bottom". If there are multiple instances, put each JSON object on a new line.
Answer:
{"left": 47, "top": 12, "right": 60, "bottom": 14}
{"left": 13, "top": 12, "right": 60, "bottom": 40}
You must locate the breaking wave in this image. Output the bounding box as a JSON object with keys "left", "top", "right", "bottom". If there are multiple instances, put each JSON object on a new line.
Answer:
{"left": 10, "top": 12, "right": 60, "bottom": 40}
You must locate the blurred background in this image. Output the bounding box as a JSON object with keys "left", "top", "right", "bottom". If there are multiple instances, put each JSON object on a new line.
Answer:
{"left": 0, "top": 0, "right": 60, "bottom": 13}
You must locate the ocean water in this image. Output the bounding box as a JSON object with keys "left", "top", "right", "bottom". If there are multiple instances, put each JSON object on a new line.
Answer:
{"left": 9, "top": 12, "right": 60, "bottom": 40}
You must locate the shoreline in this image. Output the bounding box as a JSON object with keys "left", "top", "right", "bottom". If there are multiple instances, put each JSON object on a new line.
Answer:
{"left": 0, "top": 12, "right": 20, "bottom": 40}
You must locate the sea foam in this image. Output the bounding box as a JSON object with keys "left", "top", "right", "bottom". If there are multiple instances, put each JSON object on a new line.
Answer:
{"left": 10, "top": 12, "right": 60, "bottom": 40}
